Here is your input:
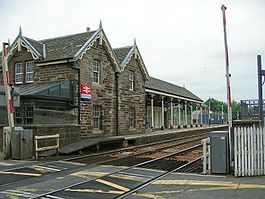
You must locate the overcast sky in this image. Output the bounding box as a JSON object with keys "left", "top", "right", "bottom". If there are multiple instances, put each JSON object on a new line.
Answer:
{"left": 1, "top": 0, "right": 264, "bottom": 102}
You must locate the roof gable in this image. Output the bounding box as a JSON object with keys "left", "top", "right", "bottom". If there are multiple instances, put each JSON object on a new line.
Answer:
{"left": 73, "top": 28, "right": 121, "bottom": 72}
{"left": 113, "top": 46, "right": 134, "bottom": 65}
{"left": 1, "top": 34, "right": 44, "bottom": 64}
{"left": 113, "top": 44, "right": 149, "bottom": 80}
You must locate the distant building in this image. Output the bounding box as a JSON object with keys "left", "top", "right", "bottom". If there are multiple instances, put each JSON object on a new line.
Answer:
{"left": 0, "top": 23, "right": 203, "bottom": 146}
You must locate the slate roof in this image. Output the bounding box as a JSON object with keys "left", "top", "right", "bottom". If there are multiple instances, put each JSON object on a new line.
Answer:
{"left": 38, "top": 31, "right": 97, "bottom": 62}
{"left": 145, "top": 77, "right": 203, "bottom": 102}
{"left": 24, "top": 37, "right": 44, "bottom": 56}
{"left": 113, "top": 46, "right": 133, "bottom": 64}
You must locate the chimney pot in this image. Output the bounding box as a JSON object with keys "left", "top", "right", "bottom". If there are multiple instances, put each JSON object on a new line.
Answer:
{"left": 86, "top": 27, "right": 90, "bottom": 32}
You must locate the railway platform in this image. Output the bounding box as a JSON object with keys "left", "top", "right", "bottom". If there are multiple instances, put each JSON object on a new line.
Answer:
{"left": 40, "top": 125, "right": 227, "bottom": 157}
{"left": 124, "top": 125, "right": 227, "bottom": 146}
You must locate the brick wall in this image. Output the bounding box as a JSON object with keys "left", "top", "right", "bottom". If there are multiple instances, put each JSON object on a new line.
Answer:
{"left": 34, "top": 64, "right": 75, "bottom": 84}
{"left": 77, "top": 40, "right": 117, "bottom": 138}
{"left": 119, "top": 57, "right": 146, "bottom": 135}
{"left": 23, "top": 124, "right": 81, "bottom": 147}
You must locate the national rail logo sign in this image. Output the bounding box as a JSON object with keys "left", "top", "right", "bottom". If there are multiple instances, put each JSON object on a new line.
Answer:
{"left": 80, "top": 84, "right": 92, "bottom": 101}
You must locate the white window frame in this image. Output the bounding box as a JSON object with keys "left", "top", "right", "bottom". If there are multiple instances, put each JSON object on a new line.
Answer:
{"left": 15, "top": 62, "right": 23, "bottom": 84}
{"left": 93, "top": 105, "right": 101, "bottom": 130}
{"left": 26, "top": 61, "right": 34, "bottom": 83}
{"left": 129, "top": 71, "right": 134, "bottom": 90}
{"left": 92, "top": 60, "right": 100, "bottom": 84}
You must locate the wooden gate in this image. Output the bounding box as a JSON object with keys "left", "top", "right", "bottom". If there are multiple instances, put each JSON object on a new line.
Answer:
{"left": 234, "top": 127, "right": 265, "bottom": 177}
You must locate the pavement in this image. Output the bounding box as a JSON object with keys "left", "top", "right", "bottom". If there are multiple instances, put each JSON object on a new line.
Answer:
{"left": 0, "top": 159, "right": 264, "bottom": 199}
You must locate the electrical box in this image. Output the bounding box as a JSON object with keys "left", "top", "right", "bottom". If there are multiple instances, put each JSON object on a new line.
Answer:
{"left": 11, "top": 128, "right": 33, "bottom": 160}
{"left": 210, "top": 131, "right": 230, "bottom": 174}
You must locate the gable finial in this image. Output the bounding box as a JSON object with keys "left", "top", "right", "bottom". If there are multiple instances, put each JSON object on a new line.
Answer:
{"left": 19, "top": 26, "right": 22, "bottom": 36}
{"left": 99, "top": 20, "right": 102, "bottom": 29}
{"left": 134, "top": 37, "right": 136, "bottom": 46}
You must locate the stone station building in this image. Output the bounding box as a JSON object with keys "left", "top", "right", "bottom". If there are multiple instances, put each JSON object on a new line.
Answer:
{"left": 0, "top": 24, "right": 203, "bottom": 146}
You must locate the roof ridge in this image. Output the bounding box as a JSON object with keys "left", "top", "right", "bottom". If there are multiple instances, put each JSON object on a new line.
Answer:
{"left": 150, "top": 76, "right": 185, "bottom": 89}
{"left": 24, "top": 36, "right": 45, "bottom": 45}
{"left": 113, "top": 45, "right": 134, "bottom": 50}
{"left": 39, "top": 30, "right": 97, "bottom": 42}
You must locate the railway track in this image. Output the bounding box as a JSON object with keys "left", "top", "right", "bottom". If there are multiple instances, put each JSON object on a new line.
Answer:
{"left": 31, "top": 143, "right": 203, "bottom": 199}
{"left": 64, "top": 132, "right": 207, "bottom": 166}
{"left": 0, "top": 133, "right": 206, "bottom": 195}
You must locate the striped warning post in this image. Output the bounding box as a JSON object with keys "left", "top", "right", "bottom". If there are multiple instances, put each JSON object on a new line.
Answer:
{"left": 2, "top": 42, "right": 14, "bottom": 130}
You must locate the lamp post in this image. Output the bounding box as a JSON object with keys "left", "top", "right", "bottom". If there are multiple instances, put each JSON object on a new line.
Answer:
{"left": 257, "top": 55, "right": 264, "bottom": 127}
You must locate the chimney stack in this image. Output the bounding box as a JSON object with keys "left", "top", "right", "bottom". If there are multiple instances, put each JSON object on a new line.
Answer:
{"left": 86, "top": 27, "right": 90, "bottom": 32}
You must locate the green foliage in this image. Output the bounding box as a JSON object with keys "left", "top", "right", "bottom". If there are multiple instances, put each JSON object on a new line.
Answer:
{"left": 204, "top": 98, "right": 240, "bottom": 120}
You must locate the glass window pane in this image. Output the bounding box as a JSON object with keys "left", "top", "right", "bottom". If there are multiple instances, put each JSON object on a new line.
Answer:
{"left": 129, "top": 71, "right": 134, "bottom": 90}
{"left": 15, "top": 63, "right": 23, "bottom": 84}
{"left": 60, "top": 81, "right": 70, "bottom": 97}
{"left": 48, "top": 85, "right": 59, "bottom": 96}
{"left": 92, "top": 60, "right": 100, "bottom": 83}
{"left": 24, "top": 106, "right": 34, "bottom": 124}
{"left": 26, "top": 61, "right": 34, "bottom": 83}
{"left": 93, "top": 106, "right": 101, "bottom": 130}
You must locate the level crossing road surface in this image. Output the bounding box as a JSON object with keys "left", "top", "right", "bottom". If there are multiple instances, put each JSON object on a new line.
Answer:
{"left": 0, "top": 160, "right": 265, "bottom": 199}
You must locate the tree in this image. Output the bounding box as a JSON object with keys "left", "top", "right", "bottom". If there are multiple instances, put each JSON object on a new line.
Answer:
{"left": 232, "top": 100, "right": 240, "bottom": 120}
{"left": 204, "top": 98, "right": 240, "bottom": 120}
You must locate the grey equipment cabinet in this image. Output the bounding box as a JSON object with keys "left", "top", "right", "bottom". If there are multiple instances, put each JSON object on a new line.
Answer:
{"left": 209, "top": 131, "right": 230, "bottom": 174}
{"left": 11, "top": 128, "right": 33, "bottom": 159}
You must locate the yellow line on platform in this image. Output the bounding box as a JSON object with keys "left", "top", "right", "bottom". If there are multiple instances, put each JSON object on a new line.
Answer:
{"left": 70, "top": 171, "right": 108, "bottom": 179}
{"left": 153, "top": 180, "right": 265, "bottom": 189}
{"left": 0, "top": 162, "right": 14, "bottom": 166}
{"left": 0, "top": 171, "right": 41, "bottom": 177}
{"left": 71, "top": 171, "right": 145, "bottom": 182}
{"left": 65, "top": 188, "right": 123, "bottom": 194}
{"left": 65, "top": 188, "right": 161, "bottom": 199}
{"left": 95, "top": 179, "right": 130, "bottom": 192}
{"left": 58, "top": 160, "right": 86, "bottom": 166}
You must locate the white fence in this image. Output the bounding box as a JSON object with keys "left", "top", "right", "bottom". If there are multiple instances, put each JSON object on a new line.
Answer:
{"left": 234, "top": 127, "right": 265, "bottom": 177}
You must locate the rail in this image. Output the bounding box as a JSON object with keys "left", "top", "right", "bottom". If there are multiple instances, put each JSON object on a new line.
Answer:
{"left": 64, "top": 133, "right": 207, "bottom": 164}
{"left": 34, "top": 134, "right": 59, "bottom": 159}
{"left": 32, "top": 143, "right": 202, "bottom": 199}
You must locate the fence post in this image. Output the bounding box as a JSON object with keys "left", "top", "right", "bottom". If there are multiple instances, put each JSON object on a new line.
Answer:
{"left": 238, "top": 127, "right": 241, "bottom": 176}
{"left": 244, "top": 127, "right": 247, "bottom": 176}
{"left": 234, "top": 127, "right": 238, "bottom": 177}
{"left": 262, "top": 127, "right": 265, "bottom": 174}
{"left": 202, "top": 138, "right": 207, "bottom": 174}
{"left": 247, "top": 127, "right": 251, "bottom": 176}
